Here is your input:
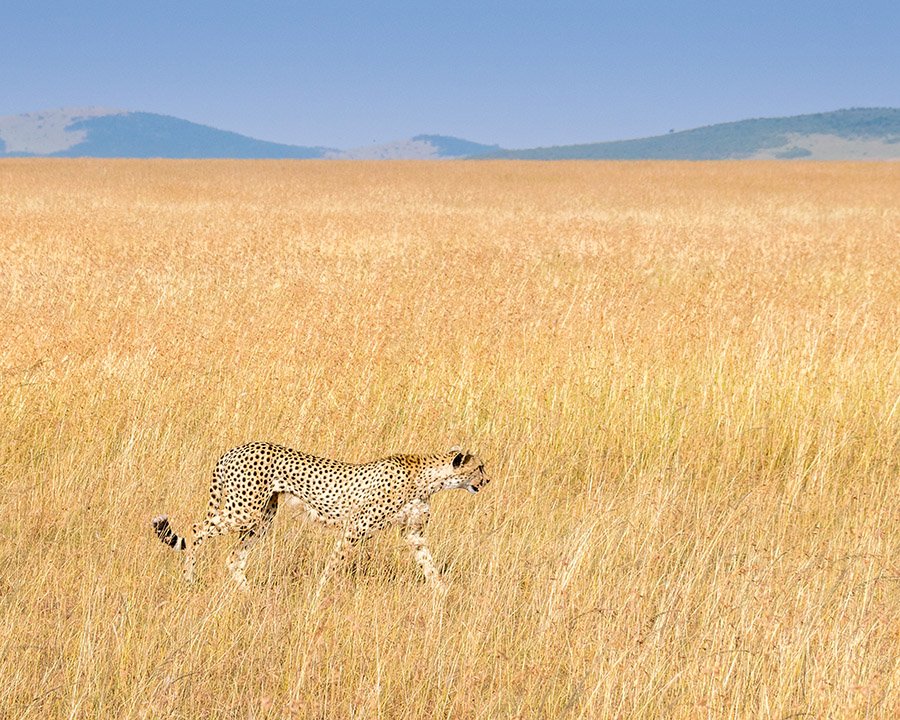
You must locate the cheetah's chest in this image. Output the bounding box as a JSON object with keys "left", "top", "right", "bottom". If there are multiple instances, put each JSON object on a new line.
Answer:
{"left": 392, "top": 499, "right": 430, "bottom": 526}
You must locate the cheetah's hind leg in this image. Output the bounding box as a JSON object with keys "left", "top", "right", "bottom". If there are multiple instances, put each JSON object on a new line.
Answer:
{"left": 182, "top": 515, "right": 230, "bottom": 584}
{"left": 311, "top": 531, "right": 362, "bottom": 608}
{"left": 225, "top": 494, "right": 278, "bottom": 589}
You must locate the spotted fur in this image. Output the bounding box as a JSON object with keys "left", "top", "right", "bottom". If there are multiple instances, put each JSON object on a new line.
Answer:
{"left": 151, "top": 442, "right": 489, "bottom": 591}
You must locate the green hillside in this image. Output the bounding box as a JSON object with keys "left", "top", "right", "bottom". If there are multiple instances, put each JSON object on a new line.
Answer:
{"left": 54, "top": 112, "right": 333, "bottom": 158}
{"left": 479, "top": 108, "right": 900, "bottom": 160}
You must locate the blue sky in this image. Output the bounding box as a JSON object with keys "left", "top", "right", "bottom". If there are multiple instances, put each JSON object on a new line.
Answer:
{"left": 3, "top": 1, "right": 898, "bottom": 149}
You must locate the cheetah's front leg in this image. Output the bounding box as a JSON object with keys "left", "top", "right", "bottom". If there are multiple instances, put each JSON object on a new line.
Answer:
{"left": 403, "top": 510, "right": 446, "bottom": 592}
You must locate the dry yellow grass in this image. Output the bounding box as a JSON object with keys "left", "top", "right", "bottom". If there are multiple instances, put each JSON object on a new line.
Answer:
{"left": 0, "top": 159, "right": 898, "bottom": 719}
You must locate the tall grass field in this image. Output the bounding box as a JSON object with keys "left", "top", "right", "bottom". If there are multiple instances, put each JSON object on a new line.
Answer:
{"left": 1, "top": 160, "right": 898, "bottom": 718}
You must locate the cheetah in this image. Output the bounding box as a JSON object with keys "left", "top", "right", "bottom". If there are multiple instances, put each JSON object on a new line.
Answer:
{"left": 151, "top": 442, "right": 489, "bottom": 593}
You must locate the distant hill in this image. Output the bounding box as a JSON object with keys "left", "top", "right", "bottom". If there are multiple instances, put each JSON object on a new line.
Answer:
{"left": 2, "top": 107, "right": 898, "bottom": 160}
{"left": 334, "top": 134, "right": 501, "bottom": 159}
{"left": 414, "top": 135, "right": 502, "bottom": 157}
{"left": 0, "top": 108, "right": 496, "bottom": 159}
{"left": 479, "top": 108, "right": 900, "bottom": 160}
{"left": 0, "top": 108, "right": 333, "bottom": 158}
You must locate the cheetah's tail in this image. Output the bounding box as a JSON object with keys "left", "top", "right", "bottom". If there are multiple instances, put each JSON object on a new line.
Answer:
{"left": 151, "top": 515, "right": 187, "bottom": 551}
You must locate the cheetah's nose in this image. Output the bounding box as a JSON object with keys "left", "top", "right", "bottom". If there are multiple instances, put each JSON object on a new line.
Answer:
{"left": 468, "top": 471, "right": 489, "bottom": 493}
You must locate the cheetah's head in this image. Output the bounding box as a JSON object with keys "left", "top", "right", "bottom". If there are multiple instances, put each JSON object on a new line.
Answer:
{"left": 444, "top": 445, "right": 490, "bottom": 494}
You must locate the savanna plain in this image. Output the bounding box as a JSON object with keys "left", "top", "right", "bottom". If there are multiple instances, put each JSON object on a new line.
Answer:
{"left": 0, "top": 160, "right": 898, "bottom": 719}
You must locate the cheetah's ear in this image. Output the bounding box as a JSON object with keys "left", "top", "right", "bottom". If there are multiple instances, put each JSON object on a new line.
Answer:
{"left": 448, "top": 445, "right": 461, "bottom": 454}
{"left": 452, "top": 452, "right": 465, "bottom": 469}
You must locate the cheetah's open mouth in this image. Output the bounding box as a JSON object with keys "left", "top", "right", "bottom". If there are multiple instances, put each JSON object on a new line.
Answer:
{"left": 467, "top": 485, "right": 480, "bottom": 494}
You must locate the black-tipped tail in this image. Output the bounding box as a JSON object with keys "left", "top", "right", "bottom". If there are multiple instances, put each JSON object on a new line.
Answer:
{"left": 151, "top": 515, "right": 187, "bottom": 551}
